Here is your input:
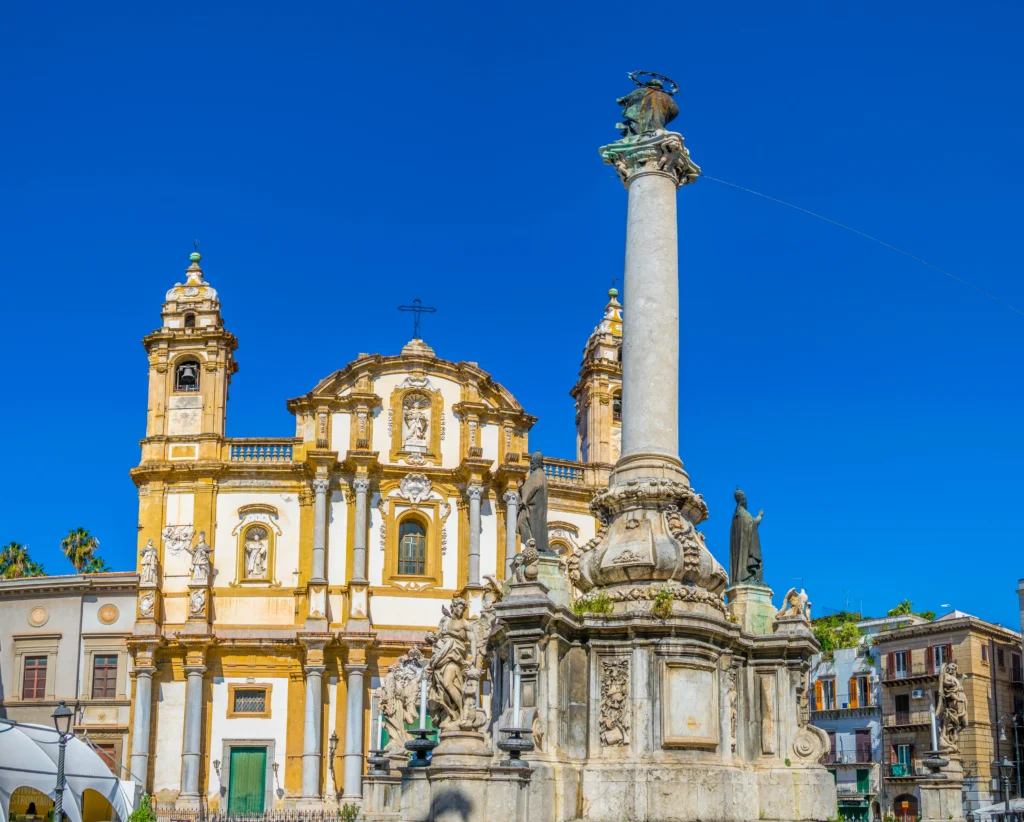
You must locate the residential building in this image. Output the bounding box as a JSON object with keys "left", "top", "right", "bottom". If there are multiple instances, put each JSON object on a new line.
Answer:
{"left": 0, "top": 573, "right": 140, "bottom": 789}
{"left": 126, "top": 254, "right": 621, "bottom": 811}
{"left": 874, "top": 611, "right": 1023, "bottom": 820}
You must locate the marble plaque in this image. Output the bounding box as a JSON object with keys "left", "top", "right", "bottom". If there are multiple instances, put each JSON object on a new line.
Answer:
{"left": 168, "top": 395, "right": 203, "bottom": 435}
{"left": 661, "top": 662, "right": 719, "bottom": 747}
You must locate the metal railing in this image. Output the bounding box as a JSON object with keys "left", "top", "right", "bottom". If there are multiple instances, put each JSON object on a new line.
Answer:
{"left": 228, "top": 440, "right": 295, "bottom": 463}
{"left": 155, "top": 807, "right": 353, "bottom": 822}
{"left": 836, "top": 783, "right": 876, "bottom": 796}
{"left": 886, "top": 762, "right": 917, "bottom": 777}
{"left": 884, "top": 710, "right": 932, "bottom": 727}
{"left": 882, "top": 659, "right": 951, "bottom": 681}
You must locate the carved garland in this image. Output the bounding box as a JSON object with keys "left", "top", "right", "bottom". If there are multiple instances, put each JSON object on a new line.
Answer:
{"left": 599, "top": 657, "right": 630, "bottom": 747}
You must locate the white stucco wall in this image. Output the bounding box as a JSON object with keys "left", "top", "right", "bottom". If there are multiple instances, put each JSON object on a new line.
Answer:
{"left": 479, "top": 422, "right": 499, "bottom": 468}
{"left": 441, "top": 495, "right": 459, "bottom": 588}
{"left": 213, "top": 491, "right": 301, "bottom": 587}
{"left": 153, "top": 680, "right": 186, "bottom": 792}
{"left": 331, "top": 410, "right": 352, "bottom": 454}
{"left": 327, "top": 489, "right": 349, "bottom": 584}
{"left": 162, "top": 492, "right": 195, "bottom": 592}
{"left": 368, "top": 495, "right": 385, "bottom": 586}
{"left": 370, "top": 595, "right": 445, "bottom": 628}
{"left": 479, "top": 499, "right": 498, "bottom": 581}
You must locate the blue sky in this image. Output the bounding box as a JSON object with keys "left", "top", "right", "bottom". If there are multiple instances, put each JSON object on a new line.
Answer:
{"left": 3, "top": 1, "right": 1022, "bottom": 627}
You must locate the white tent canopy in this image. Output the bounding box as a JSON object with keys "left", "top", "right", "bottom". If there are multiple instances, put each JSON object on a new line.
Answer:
{"left": 0, "top": 720, "right": 135, "bottom": 822}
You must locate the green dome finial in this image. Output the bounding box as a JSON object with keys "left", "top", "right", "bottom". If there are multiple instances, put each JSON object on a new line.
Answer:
{"left": 189, "top": 251, "right": 202, "bottom": 264}
{"left": 608, "top": 286, "right": 619, "bottom": 299}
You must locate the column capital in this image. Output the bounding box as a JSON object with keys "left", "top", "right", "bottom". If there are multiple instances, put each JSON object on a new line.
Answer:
{"left": 312, "top": 478, "right": 331, "bottom": 495}
{"left": 502, "top": 490, "right": 521, "bottom": 506}
{"left": 352, "top": 478, "right": 371, "bottom": 494}
{"left": 303, "top": 664, "right": 327, "bottom": 677}
{"left": 466, "top": 484, "right": 484, "bottom": 502}
{"left": 183, "top": 663, "right": 207, "bottom": 676}
{"left": 343, "top": 663, "right": 369, "bottom": 675}
{"left": 600, "top": 130, "right": 701, "bottom": 190}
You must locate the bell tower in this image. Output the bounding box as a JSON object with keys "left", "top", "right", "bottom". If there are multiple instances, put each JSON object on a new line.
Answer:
{"left": 571, "top": 287, "right": 622, "bottom": 465}
{"left": 140, "top": 251, "right": 238, "bottom": 464}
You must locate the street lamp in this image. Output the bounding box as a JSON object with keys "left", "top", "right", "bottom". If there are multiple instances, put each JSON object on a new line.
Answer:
{"left": 51, "top": 701, "right": 74, "bottom": 822}
{"left": 999, "top": 713, "right": 1022, "bottom": 798}
{"left": 998, "top": 757, "right": 1014, "bottom": 818}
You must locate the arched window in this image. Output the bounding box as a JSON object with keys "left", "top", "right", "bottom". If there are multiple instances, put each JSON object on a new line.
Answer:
{"left": 398, "top": 519, "right": 427, "bottom": 575}
{"left": 612, "top": 394, "right": 622, "bottom": 423}
{"left": 184, "top": 313, "right": 196, "bottom": 328}
{"left": 175, "top": 360, "right": 200, "bottom": 392}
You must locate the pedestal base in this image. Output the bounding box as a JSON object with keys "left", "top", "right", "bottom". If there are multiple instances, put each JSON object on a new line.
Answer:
{"left": 430, "top": 730, "right": 492, "bottom": 769}
{"left": 727, "top": 583, "right": 775, "bottom": 635}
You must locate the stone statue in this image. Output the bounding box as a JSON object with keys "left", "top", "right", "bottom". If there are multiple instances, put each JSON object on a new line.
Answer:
{"left": 244, "top": 526, "right": 269, "bottom": 580}
{"left": 616, "top": 74, "right": 679, "bottom": 138}
{"left": 426, "top": 596, "right": 470, "bottom": 729}
{"left": 185, "top": 531, "right": 212, "bottom": 586}
{"left": 375, "top": 648, "right": 426, "bottom": 753}
{"left": 511, "top": 538, "right": 540, "bottom": 583}
{"left": 139, "top": 539, "right": 158, "bottom": 586}
{"left": 517, "top": 451, "right": 549, "bottom": 555}
{"left": 729, "top": 489, "right": 764, "bottom": 585}
{"left": 776, "top": 588, "right": 811, "bottom": 621}
{"left": 937, "top": 662, "right": 968, "bottom": 752}
{"left": 402, "top": 393, "right": 431, "bottom": 447}
{"left": 188, "top": 588, "right": 206, "bottom": 618}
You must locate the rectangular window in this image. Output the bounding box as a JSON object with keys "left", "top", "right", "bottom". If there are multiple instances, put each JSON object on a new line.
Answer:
{"left": 894, "top": 651, "right": 908, "bottom": 679}
{"left": 982, "top": 645, "right": 988, "bottom": 663}
{"left": 91, "top": 655, "right": 118, "bottom": 699}
{"left": 894, "top": 692, "right": 910, "bottom": 725}
{"left": 998, "top": 648, "right": 1006, "bottom": 668}
{"left": 22, "top": 656, "right": 47, "bottom": 699}
{"left": 855, "top": 676, "right": 870, "bottom": 707}
{"left": 94, "top": 743, "right": 118, "bottom": 776}
{"left": 232, "top": 688, "right": 267, "bottom": 715}
{"left": 822, "top": 679, "right": 836, "bottom": 710}
{"left": 855, "top": 729, "right": 872, "bottom": 762}
{"left": 1013, "top": 654, "right": 1022, "bottom": 684}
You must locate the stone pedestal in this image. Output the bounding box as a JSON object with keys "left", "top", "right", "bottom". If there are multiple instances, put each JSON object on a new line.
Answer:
{"left": 919, "top": 753, "right": 966, "bottom": 822}
{"left": 430, "top": 730, "right": 492, "bottom": 770}
{"left": 727, "top": 583, "right": 776, "bottom": 635}
{"left": 384, "top": 764, "right": 531, "bottom": 822}
{"left": 535, "top": 556, "right": 571, "bottom": 608}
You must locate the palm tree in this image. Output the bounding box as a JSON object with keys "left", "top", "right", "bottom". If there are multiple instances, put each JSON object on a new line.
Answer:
{"left": 0, "top": 542, "right": 46, "bottom": 579}
{"left": 81, "top": 555, "right": 111, "bottom": 574}
{"left": 61, "top": 527, "right": 100, "bottom": 573}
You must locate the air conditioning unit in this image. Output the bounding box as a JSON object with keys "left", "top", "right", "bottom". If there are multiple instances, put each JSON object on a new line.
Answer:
{"left": 912, "top": 689, "right": 924, "bottom": 699}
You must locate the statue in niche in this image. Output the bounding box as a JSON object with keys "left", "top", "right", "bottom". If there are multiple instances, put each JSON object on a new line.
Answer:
{"left": 937, "top": 662, "right": 968, "bottom": 752}
{"left": 402, "top": 392, "right": 431, "bottom": 449}
{"left": 185, "top": 531, "right": 212, "bottom": 586}
{"left": 729, "top": 488, "right": 764, "bottom": 586}
{"left": 426, "top": 596, "right": 470, "bottom": 729}
{"left": 615, "top": 71, "right": 679, "bottom": 138}
{"left": 517, "top": 451, "right": 550, "bottom": 555}
{"left": 139, "top": 539, "right": 158, "bottom": 586}
{"left": 244, "top": 526, "right": 269, "bottom": 580}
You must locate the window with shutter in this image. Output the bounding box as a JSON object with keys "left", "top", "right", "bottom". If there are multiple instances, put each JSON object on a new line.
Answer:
{"left": 814, "top": 680, "right": 823, "bottom": 712}
{"left": 848, "top": 677, "right": 859, "bottom": 708}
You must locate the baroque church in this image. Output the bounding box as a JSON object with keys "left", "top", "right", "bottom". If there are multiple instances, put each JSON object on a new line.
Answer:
{"left": 126, "top": 251, "right": 623, "bottom": 810}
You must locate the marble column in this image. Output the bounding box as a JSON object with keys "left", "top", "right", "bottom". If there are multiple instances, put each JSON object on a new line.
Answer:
{"left": 179, "top": 662, "right": 206, "bottom": 804}
{"left": 311, "top": 478, "right": 329, "bottom": 582}
{"left": 301, "top": 664, "right": 325, "bottom": 801}
{"left": 467, "top": 485, "right": 483, "bottom": 586}
{"left": 503, "top": 490, "right": 520, "bottom": 578}
{"left": 129, "top": 666, "right": 155, "bottom": 787}
{"left": 352, "top": 479, "right": 370, "bottom": 583}
{"left": 341, "top": 663, "right": 367, "bottom": 800}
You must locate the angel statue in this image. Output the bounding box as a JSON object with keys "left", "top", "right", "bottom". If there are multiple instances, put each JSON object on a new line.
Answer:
{"left": 776, "top": 588, "right": 811, "bottom": 620}
{"left": 937, "top": 662, "right": 968, "bottom": 752}
{"left": 426, "top": 596, "right": 470, "bottom": 729}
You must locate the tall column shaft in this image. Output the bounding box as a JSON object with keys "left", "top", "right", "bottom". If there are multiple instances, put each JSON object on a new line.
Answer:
{"left": 180, "top": 664, "right": 206, "bottom": 800}
{"left": 503, "top": 490, "right": 519, "bottom": 578}
{"left": 301, "top": 665, "right": 325, "bottom": 799}
{"left": 312, "top": 479, "right": 329, "bottom": 582}
{"left": 341, "top": 664, "right": 367, "bottom": 799}
{"left": 467, "top": 486, "right": 482, "bottom": 586}
{"left": 129, "top": 668, "right": 155, "bottom": 786}
{"left": 352, "top": 480, "right": 369, "bottom": 583}
{"left": 621, "top": 171, "right": 679, "bottom": 461}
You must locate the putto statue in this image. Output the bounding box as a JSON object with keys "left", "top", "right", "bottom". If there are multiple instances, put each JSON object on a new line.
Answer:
{"left": 729, "top": 488, "right": 764, "bottom": 586}
{"left": 615, "top": 71, "right": 680, "bottom": 138}
{"left": 186, "top": 531, "right": 212, "bottom": 586}
{"left": 937, "top": 662, "right": 968, "bottom": 752}
{"left": 776, "top": 588, "right": 811, "bottom": 621}
{"left": 375, "top": 648, "right": 427, "bottom": 754}
{"left": 517, "top": 451, "right": 549, "bottom": 555}
{"left": 139, "top": 539, "right": 158, "bottom": 586}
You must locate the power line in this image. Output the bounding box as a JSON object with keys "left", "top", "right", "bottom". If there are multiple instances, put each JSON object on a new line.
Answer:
{"left": 702, "top": 175, "right": 1024, "bottom": 319}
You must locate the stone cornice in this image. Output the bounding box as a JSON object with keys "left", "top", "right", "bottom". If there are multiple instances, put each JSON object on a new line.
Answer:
{"left": 876, "top": 616, "right": 1021, "bottom": 645}
{"left": 0, "top": 573, "right": 139, "bottom": 597}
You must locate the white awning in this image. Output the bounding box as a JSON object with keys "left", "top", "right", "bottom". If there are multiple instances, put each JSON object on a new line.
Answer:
{"left": 0, "top": 720, "right": 135, "bottom": 822}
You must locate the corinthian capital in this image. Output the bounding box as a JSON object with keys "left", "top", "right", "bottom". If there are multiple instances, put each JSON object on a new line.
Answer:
{"left": 466, "top": 485, "right": 484, "bottom": 502}
{"left": 600, "top": 130, "right": 701, "bottom": 189}
{"left": 312, "top": 478, "right": 330, "bottom": 496}
{"left": 503, "top": 490, "right": 521, "bottom": 507}
{"left": 353, "top": 478, "right": 371, "bottom": 494}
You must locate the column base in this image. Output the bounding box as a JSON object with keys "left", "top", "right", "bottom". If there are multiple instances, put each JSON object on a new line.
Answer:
{"left": 174, "top": 795, "right": 201, "bottom": 811}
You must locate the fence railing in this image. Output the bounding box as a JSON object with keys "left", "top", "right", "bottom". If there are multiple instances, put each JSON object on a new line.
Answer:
{"left": 882, "top": 661, "right": 950, "bottom": 681}
{"left": 542, "top": 458, "right": 586, "bottom": 485}
{"left": 886, "top": 762, "right": 916, "bottom": 777}
{"left": 154, "top": 807, "right": 355, "bottom": 822}
{"left": 884, "top": 710, "right": 932, "bottom": 727}
{"left": 228, "top": 440, "right": 296, "bottom": 463}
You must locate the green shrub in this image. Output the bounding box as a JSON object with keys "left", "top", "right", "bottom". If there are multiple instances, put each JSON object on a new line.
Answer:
{"left": 571, "top": 592, "right": 613, "bottom": 616}
{"left": 128, "top": 794, "right": 157, "bottom": 822}
{"left": 651, "top": 587, "right": 674, "bottom": 620}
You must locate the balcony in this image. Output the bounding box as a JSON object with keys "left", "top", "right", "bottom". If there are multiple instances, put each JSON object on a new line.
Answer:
{"left": 541, "top": 457, "right": 611, "bottom": 490}
{"left": 885, "top": 762, "right": 917, "bottom": 779}
{"left": 883, "top": 710, "right": 932, "bottom": 729}
{"left": 882, "top": 658, "right": 952, "bottom": 683}
{"left": 811, "top": 703, "right": 879, "bottom": 721}
{"left": 826, "top": 754, "right": 877, "bottom": 767}
{"left": 228, "top": 439, "right": 296, "bottom": 463}
{"left": 837, "top": 783, "right": 877, "bottom": 798}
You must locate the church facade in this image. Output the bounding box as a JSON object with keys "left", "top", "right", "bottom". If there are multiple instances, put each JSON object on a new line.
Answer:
{"left": 126, "top": 252, "right": 622, "bottom": 810}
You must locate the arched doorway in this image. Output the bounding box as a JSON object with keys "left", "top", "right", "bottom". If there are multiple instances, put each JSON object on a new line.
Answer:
{"left": 893, "top": 794, "right": 918, "bottom": 822}
{"left": 872, "top": 800, "right": 882, "bottom": 821}
{"left": 82, "top": 789, "right": 115, "bottom": 822}
{"left": 8, "top": 786, "right": 53, "bottom": 819}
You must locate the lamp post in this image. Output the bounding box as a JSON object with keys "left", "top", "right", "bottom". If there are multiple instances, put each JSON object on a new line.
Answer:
{"left": 51, "top": 701, "right": 74, "bottom": 822}
{"left": 1000, "top": 713, "right": 1022, "bottom": 798}
{"left": 998, "top": 757, "right": 1014, "bottom": 818}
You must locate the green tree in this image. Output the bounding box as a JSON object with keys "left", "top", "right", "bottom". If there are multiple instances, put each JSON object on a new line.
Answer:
{"left": 887, "top": 599, "right": 913, "bottom": 616}
{"left": 81, "top": 555, "right": 111, "bottom": 574}
{"left": 0, "top": 542, "right": 46, "bottom": 579}
{"left": 918, "top": 610, "right": 936, "bottom": 621}
{"left": 61, "top": 527, "right": 102, "bottom": 573}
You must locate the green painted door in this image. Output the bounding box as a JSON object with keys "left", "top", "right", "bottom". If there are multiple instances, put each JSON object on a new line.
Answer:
{"left": 856, "top": 768, "right": 870, "bottom": 794}
{"left": 228, "top": 747, "right": 266, "bottom": 814}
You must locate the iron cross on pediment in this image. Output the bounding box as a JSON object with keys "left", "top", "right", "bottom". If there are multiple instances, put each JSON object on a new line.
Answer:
{"left": 397, "top": 299, "right": 437, "bottom": 340}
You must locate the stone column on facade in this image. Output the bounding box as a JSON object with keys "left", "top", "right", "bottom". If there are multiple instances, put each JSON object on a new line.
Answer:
{"left": 341, "top": 662, "right": 368, "bottom": 800}
{"left": 503, "top": 490, "right": 520, "bottom": 579}
{"left": 300, "top": 663, "right": 326, "bottom": 803}
{"left": 129, "top": 664, "right": 156, "bottom": 787}
{"left": 178, "top": 659, "right": 207, "bottom": 807}
{"left": 311, "top": 478, "right": 329, "bottom": 583}
{"left": 467, "top": 485, "right": 483, "bottom": 586}
{"left": 352, "top": 479, "right": 370, "bottom": 583}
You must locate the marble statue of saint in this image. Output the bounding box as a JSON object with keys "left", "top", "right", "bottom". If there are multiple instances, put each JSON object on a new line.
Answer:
{"left": 244, "top": 526, "right": 269, "bottom": 579}
{"left": 427, "top": 596, "right": 470, "bottom": 729}
{"left": 403, "top": 394, "right": 430, "bottom": 446}
{"left": 616, "top": 78, "right": 679, "bottom": 138}
{"left": 517, "top": 451, "right": 550, "bottom": 555}
{"left": 139, "top": 539, "right": 158, "bottom": 586}
{"left": 938, "top": 662, "right": 968, "bottom": 752}
{"left": 186, "top": 531, "right": 212, "bottom": 586}
{"left": 729, "top": 489, "right": 764, "bottom": 585}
